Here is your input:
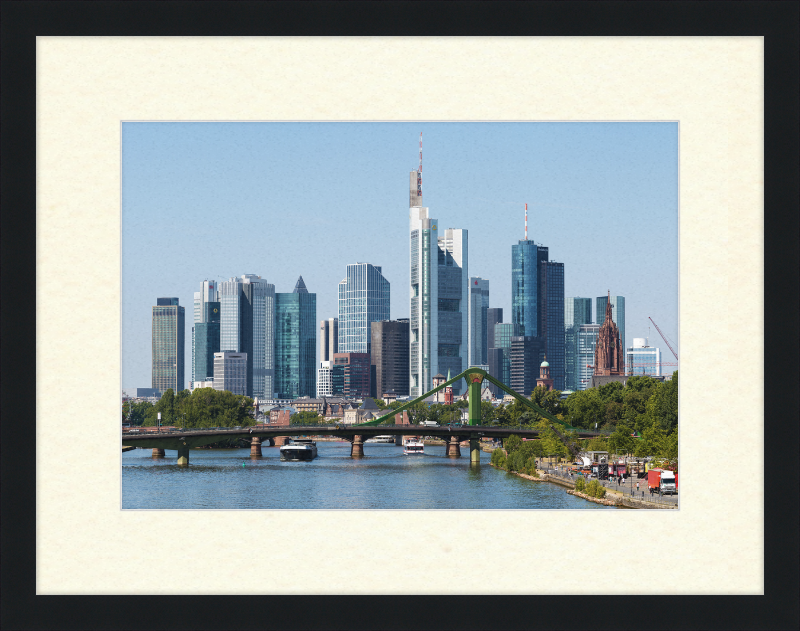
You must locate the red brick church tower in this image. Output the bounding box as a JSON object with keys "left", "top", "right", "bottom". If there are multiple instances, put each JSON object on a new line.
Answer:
{"left": 594, "top": 291, "right": 624, "bottom": 376}
{"left": 536, "top": 357, "right": 554, "bottom": 391}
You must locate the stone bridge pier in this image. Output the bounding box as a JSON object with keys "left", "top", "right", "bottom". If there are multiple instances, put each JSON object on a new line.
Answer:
{"left": 250, "top": 437, "right": 262, "bottom": 457}
{"left": 349, "top": 435, "right": 365, "bottom": 458}
{"left": 152, "top": 448, "right": 165, "bottom": 457}
{"left": 445, "top": 436, "right": 461, "bottom": 457}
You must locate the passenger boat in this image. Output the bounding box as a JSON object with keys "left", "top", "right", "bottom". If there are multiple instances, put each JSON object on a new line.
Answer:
{"left": 404, "top": 440, "right": 424, "bottom": 455}
{"left": 280, "top": 438, "right": 318, "bottom": 461}
{"left": 366, "top": 435, "right": 395, "bottom": 443}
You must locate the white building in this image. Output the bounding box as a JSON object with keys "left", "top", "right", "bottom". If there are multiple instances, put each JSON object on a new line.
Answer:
{"left": 192, "top": 379, "right": 214, "bottom": 390}
{"left": 626, "top": 338, "right": 662, "bottom": 377}
{"left": 213, "top": 351, "right": 248, "bottom": 396}
{"left": 317, "top": 360, "right": 333, "bottom": 398}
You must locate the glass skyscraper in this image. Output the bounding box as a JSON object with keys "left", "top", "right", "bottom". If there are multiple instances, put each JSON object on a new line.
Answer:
{"left": 338, "top": 263, "right": 390, "bottom": 355}
{"left": 564, "top": 297, "right": 592, "bottom": 391}
{"left": 409, "top": 204, "right": 438, "bottom": 397}
{"left": 596, "top": 295, "right": 626, "bottom": 355}
{"left": 275, "top": 277, "right": 316, "bottom": 399}
{"left": 436, "top": 228, "right": 467, "bottom": 395}
{"left": 493, "top": 322, "right": 520, "bottom": 389}
{"left": 192, "top": 280, "right": 217, "bottom": 384}
{"left": 152, "top": 297, "right": 185, "bottom": 393}
{"left": 576, "top": 324, "right": 600, "bottom": 391}
{"left": 626, "top": 338, "right": 662, "bottom": 376}
{"left": 511, "top": 240, "right": 539, "bottom": 337}
{"left": 193, "top": 301, "right": 220, "bottom": 382}
{"left": 468, "top": 277, "right": 489, "bottom": 367}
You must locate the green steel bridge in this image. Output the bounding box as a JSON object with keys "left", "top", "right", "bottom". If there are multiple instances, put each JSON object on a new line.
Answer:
{"left": 121, "top": 368, "right": 597, "bottom": 465}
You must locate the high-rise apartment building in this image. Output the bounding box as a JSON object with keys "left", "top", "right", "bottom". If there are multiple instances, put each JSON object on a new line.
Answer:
{"left": 332, "top": 352, "right": 371, "bottom": 399}
{"left": 596, "top": 294, "right": 625, "bottom": 353}
{"left": 152, "top": 297, "right": 185, "bottom": 393}
{"left": 212, "top": 351, "right": 248, "bottom": 396}
{"left": 487, "top": 307, "right": 503, "bottom": 351}
{"left": 192, "top": 280, "right": 217, "bottom": 383}
{"left": 317, "top": 360, "right": 333, "bottom": 398}
{"left": 193, "top": 301, "right": 220, "bottom": 382}
{"left": 371, "top": 319, "right": 410, "bottom": 397}
{"left": 274, "top": 276, "right": 316, "bottom": 399}
{"left": 338, "top": 263, "right": 390, "bottom": 355}
{"left": 564, "top": 297, "right": 593, "bottom": 391}
{"left": 319, "top": 317, "right": 338, "bottom": 362}
{"left": 627, "top": 338, "right": 661, "bottom": 377}
{"left": 468, "top": 277, "right": 489, "bottom": 367}
{"left": 511, "top": 240, "right": 565, "bottom": 391}
{"left": 576, "top": 324, "right": 600, "bottom": 390}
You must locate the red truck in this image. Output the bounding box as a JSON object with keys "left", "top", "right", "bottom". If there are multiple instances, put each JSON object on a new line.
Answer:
{"left": 647, "top": 468, "right": 677, "bottom": 495}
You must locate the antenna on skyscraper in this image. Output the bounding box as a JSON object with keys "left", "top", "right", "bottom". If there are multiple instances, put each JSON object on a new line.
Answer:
{"left": 417, "top": 132, "right": 422, "bottom": 198}
{"left": 525, "top": 203, "right": 528, "bottom": 240}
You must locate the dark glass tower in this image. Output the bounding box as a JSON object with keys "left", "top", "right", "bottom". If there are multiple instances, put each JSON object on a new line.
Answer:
{"left": 193, "top": 301, "right": 220, "bottom": 382}
{"left": 371, "top": 319, "right": 410, "bottom": 397}
{"left": 275, "top": 276, "right": 316, "bottom": 399}
{"left": 564, "top": 298, "right": 592, "bottom": 390}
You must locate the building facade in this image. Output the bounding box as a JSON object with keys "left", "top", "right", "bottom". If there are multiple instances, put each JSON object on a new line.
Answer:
{"left": 487, "top": 307, "right": 503, "bottom": 351}
{"left": 152, "top": 297, "right": 185, "bottom": 393}
{"left": 511, "top": 240, "right": 539, "bottom": 338}
{"left": 596, "top": 294, "right": 626, "bottom": 353}
{"left": 338, "top": 263, "right": 390, "bottom": 355}
{"left": 493, "top": 322, "right": 521, "bottom": 390}
{"left": 274, "top": 276, "right": 317, "bottom": 399}
{"left": 317, "top": 360, "right": 333, "bottom": 398}
{"left": 332, "top": 352, "right": 371, "bottom": 399}
{"left": 212, "top": 351, "right": 248, "bottom": 396}
{"left": 564, "top": 297, "right": 593, "bottom": 391}
{"left": 192, "top": 280, "right": 217, "bottom": 383}
{"left": 541, "top": 261, "right": 565, "bottom": 390}
{"left": 219, "top": 277, "right": 254, "bottom": 397}
{"left": 510, "top": 335, "right": 545, "bottom": 397}
{"left": 626, "top": 338, "right": 662, "bottom": 376}
{"left": 576, "top": 324, "right": 600, "bottom": 391}
{"left": 409, "top": 204, "right": 439, "bottom": 398}
{"left": 436, "top": 228, "right": 468, "bottom": 395}
{"left": 193, "top": 301, "right": 220, "bottom": 382}
{"left": 468, "top": 277, "right": 490, "bottom": 367}
{"left": 319, "top": 317, "right": 338, "bottom": 363}
{"left": 371, "top": 319, "right": 410, "bottom": 397}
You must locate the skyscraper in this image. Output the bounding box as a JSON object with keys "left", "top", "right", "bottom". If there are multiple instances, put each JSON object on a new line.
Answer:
{"left": 192, "top": 280, "right": 217, "bottom": 384}
{"left": 487, "top": 307, "right": 503, "bottom": 351}
{"left": 319, "top": 317, "right": 338, "bottom": 362}
{"left": 274, "top": 276, "right": 316, "bottom": 399}
{"left": 212, "top": 351, "right": 247, "bottom": 396}
{"left": 576, "top": 324, "right": 600, "bottom": 390}
{"left": 596, "top": 294, "right": 625, "bottom": 353}
{"left": 468, "top": 277, "right": 490, "bottom": 367}
{"left": 511, "top": 238, "right": 565, "bottom": 391}
{"left": 219, "top": 275, "right": 275, "bottom": 399}
{"left": 510, "top": 335, "right": 545, "bottom": 397}
{"left": 152, "top": 297, "right": 185, "bottom": 393}
{"left": 492, "top": 322, "right": 520, "bottom": 390}
{"left": 193, "top": 301, "right": 220, "bottom": 382}
{"left": 338, "top": 263, "right": 390, "bottom": 355}
{"left": 332, "top": 352, "right": 371, "bottom": 399}
{"left": 436, "top": 228, "right": 468, "bottom": 395}
{"left": 627, "top": 338, "right": 662, "bottom": 376}
{"left": 371, "top": 319, "right": 410, "bottom": 397}
{"left": 564, "top": 297, "right": 592, "bottom": 391}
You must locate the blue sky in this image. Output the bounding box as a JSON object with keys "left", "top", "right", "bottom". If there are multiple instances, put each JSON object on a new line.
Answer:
{"left": 122, "top": 122, "right": 679, "bottom": 393}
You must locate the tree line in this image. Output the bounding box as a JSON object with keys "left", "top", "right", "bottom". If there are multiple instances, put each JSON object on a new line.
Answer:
{"left": 123, "top": 388, "right": 255, "bottom": 429}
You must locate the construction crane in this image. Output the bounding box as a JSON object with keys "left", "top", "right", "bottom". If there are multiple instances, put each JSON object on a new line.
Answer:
{"left": 648, "top": 317, "right": 678, "bottom": 360}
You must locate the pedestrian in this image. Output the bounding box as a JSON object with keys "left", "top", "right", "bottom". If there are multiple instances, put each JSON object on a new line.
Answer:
{"left": 637, "top": 481, "right": 640, "bottom": 493}
{"left": 617, "top": 476, "right": 620, "bottom": 487}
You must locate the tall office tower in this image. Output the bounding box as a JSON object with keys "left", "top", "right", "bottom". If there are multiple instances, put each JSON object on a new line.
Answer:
{"left": 338, "top": 263, "right": 390, "bottom": 355}
{"left": 512, "top": 238, "right": 565, "bottom": 391}
{"left": 332, "top": 352, "right": 371, "bottom": 399}
{"left": 596, "top": 294, "right": 626, "bottom": 355}
{"left": 317, "top": 361, "right": 333, "bottom": 398}
{"left": 468, "top": 277, "right": 490, "bottom": 367}
{"left": 212, "top": 351, "right": 248, "bottom": 396}
{"left": 152, "top": 297, "right": 185, "bottom": 393}
{"left": 487, "top": 348, "right": 504, "bottom": 397}
{"left": 510, "top": 335, "right": 545, "bottom": 397}
{"left": 319, "top": 317, "right": 339, "bottom": 362}
{"left": 437, "top": 228, "right": 468, "bottom": 395}
{"left": 371, "top": 319, "right": 410, "bottom": 397}
{"left": 275, "top": 276, "right": 317, "bottom": 399}
{"left": 564, "top": 298, "right": 593, "bottom": 391}
{"left": 492, "top": 322, "right": 520, "bottom": 390}
{"left": 193, "top": 301, "right": 220, "bottom": 382}
{"left": 576, "top": 324, "right": 600, "bottom": 390}
{"left": 192, "top": 280, "right": 217, "bottom": 383}
{"left": 487, "top": 307, "right": 503, "bottom": 351}
{"left": 627, "top": 338, "right": 662, "bottom": 377}
{"left": 409, "top": 203, "right": 439, "bottom": 398}
{"left": 594, "top": 293, "right": 625, "bottom": 376}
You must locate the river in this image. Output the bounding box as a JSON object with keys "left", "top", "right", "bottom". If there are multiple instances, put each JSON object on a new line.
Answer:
{"left": 122, "top": 441, "right": 615, "bottom": 510}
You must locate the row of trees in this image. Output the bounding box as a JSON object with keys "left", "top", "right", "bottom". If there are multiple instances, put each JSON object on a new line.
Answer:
{"left": 123, "top": 388, "right": 255, "bottom": 429}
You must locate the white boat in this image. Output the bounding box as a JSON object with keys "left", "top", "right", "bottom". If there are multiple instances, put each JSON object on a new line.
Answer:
{"left": 404, "top": 440, "right": 424, "bottom": 455}
{"left": 366, "top": 435, "right": 395, "bottom": 443}
{"left": 280, "top": 438, "right": 318, "bottom": 461}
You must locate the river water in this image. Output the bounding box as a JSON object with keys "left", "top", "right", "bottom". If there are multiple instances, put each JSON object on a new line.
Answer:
{"left": 122, "top": 441, "right": 615, "bottom": 510}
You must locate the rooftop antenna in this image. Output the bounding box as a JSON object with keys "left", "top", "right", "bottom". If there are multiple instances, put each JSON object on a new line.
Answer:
{"left": 525, "top": 203, "right": 528, "bottom": 240}
{"left": 417, "top": 132, "right": 422, "bottom": 199}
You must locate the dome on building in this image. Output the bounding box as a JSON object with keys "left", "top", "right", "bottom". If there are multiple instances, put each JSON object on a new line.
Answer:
{"left": 540, "top": 359, "right": 550, "bottom": 368}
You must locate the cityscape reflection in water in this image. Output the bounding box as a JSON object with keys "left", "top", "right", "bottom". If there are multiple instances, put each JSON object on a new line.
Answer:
{"left": 122, "top": 441, "right": 615, "bottom": 510}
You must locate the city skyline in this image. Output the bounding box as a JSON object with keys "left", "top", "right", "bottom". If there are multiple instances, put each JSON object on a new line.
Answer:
{"left": 122, "top": 122, "right": 678, "bottom": 393}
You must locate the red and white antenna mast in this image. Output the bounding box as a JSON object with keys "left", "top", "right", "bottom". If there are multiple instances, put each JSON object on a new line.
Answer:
{"left": 417, "top": 132, "right": 422, "bottom": 199}
{"left": 525, "top": 203, "right": 528, "bottom": 240}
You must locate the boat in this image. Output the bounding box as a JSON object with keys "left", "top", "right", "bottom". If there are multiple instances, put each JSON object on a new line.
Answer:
{"left": 280, "top": 438, "right": 318, "bottom": 461}
{"left": 366, "top": 435, "right": 395, "bottom": 443}
{"left": 404, "top": 439, "right": 424, "bottom": 455}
